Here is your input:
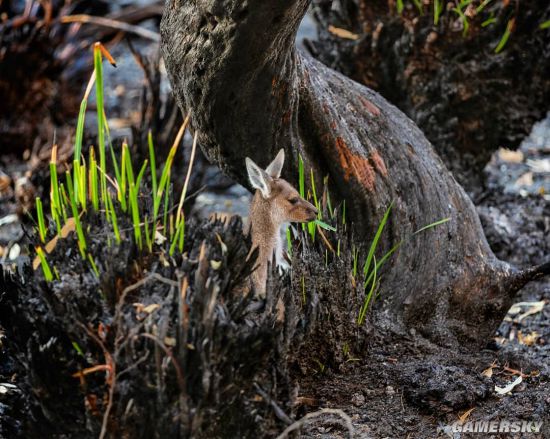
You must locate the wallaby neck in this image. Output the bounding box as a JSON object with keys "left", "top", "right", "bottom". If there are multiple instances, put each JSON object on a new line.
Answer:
{"left": 248, "top": 192, "right": 281, "bottom": 261}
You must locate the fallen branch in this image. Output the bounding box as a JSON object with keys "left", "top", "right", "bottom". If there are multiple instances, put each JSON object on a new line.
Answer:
{"left": 275, "top": 408, "right": 355, "bottom": 439}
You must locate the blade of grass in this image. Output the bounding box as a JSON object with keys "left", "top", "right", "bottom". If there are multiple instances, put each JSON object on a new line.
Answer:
{"left": 36, "top": 246, "right": 53, "bottom": 281}
{"left": 64, "top": 174, "right": 87, "bottom": 259}
{"left": 49, "top": 145, "right": 62, "bottom": 235}
{"left": 495, "top": 18, "right": 514, "bottom": 53}
{"left": 412, "top": 217, "right": 450, "bottom": 235}
{"left": 94, "top": 43, "right": 107, "bottom": 208}
{"left": 358, "top": 255, "right": 377, "bottom": 325}
{"left": 363, "top": 202, "right": 393, "bottom": 276}
{"left": 35, "top": 198, "right": 47, "bottom": 243}
{"left": 106, "top": 194, "right": 121, "bottom": 244}
{"left": 89, "top": 147, "right": 99, "bottom": 211}
{"left": 155, "top": 115, "right": 190, "bottom": 219}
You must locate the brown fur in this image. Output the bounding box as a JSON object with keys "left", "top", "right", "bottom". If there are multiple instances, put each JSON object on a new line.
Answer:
{"left": 247, "top": 178, "right": 317, "bottom": 297}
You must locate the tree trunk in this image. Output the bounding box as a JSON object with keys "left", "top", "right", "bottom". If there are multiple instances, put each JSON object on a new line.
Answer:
{"left": 160, "top": 0, "right": 548, "bottom": 347}
{"left": 310, "top": 0, "right": 550, "bottom": 190}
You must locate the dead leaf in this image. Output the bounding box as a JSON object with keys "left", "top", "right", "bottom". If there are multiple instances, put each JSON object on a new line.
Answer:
{"left": 210, "top": 260, "right": 222, "bottom": 270}
{"left": 518, "top": 331, "right": 540, "bottom": 346}
{"left": 215, "top": 233, "right": 228, "bottom": 254}
{"left": 458, "top": 407, "right": 475, "bottom": 424}
{"left": 155, "top": 230, "right": 167, "bottom": 245}
{"left": 482, "top": 361, "right": 497, "bottom": 378}
{"left": 498, "top": 148, "right": 523, "bottom": 163}
{"left": 495, "top": 375, "right": 522, "bottom": 395}
{"left": 142, "top": 304, "right": 160, "bottom": 314}
{"left": 328, "top": 25, "right": 359, "bottom": 40}
{"left": 514, "top": 172, "right": 533, "bottom": 187}
{"left": 164, "top": 337, "right": 176, "bottom": 347}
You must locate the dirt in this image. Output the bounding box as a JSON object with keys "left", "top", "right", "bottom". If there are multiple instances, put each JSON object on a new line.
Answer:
{"left": 1, "top": 5, "right": 549, "bottom": 439}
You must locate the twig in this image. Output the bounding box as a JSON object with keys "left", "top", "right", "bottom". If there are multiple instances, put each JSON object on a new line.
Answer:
{"left": 253, "top": 383, "right": 293, "bottom": 425}
{"left": 275, "top": 408, "right": 355, "bottom": 439}
{"left": 139, "top": 333, "right": 186, "bottom": 392}
{"left": 115, "top": 272, "right": 179, "bottom": 317}
{"left": 60, "top": 15, "right": 160, "bottom": 42}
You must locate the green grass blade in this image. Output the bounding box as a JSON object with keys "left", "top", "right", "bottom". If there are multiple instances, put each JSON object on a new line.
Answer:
{"left": 129, "top": 182, "right": 142, "bottom": 249}
{"left": 35, "top": 197, "right": 47, "bottom": 243}
{"left": 106, "top": 194, "right": 121, "bottom": 245}
{"left": 36, "top": 246, "right": 53, "bottom": 281}
{"left": 363, "top": 202, "right": 393, "bottom": 276}
{"left": 495, "top": 19, "right": 513, "bottom": 53}
{"left": 89, "top": 147, "right": 99, "bottom": 211}
{"left": 74, "top": 99, "right": 87, "bottom": 162}
{"left": 413, "top": 217, "right": 450, "bottom": 235}
{"left": 313, "top": 220, "right": 336, "bottom": 232}
{"left": 540, "top": 20, "right": 550, "bottom": 30}
{"left": 358, "top": 255, "right": 377, "bottom": 325}
{"left": 94, "top": 44, "right": 107, "bottom": 207}
{"left": 397, "top": 0, "right": 403, "bottom": 14}
{"left": 65, "top": 172, "right": 87, "bottom": 259}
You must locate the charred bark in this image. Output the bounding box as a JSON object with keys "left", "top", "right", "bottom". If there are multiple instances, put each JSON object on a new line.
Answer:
{"left": 160, "top": 0, "right": 549, "bottom": 347}
{"left": 310, "top": 0, "right": 550, "bottom": 189}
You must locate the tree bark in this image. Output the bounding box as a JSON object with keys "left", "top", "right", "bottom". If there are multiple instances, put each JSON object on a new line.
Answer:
{"left": 310, "top": 0, "right": 550, "bottom": 190}
{"left": 160, "top": 0, "right": 548, "bottom": 347}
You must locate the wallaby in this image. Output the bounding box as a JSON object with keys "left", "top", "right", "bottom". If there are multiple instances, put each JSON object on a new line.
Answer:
{"left": 245, "top": 149, "right": 318, "bottom": 297}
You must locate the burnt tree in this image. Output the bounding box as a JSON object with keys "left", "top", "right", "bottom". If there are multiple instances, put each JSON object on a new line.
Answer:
{"left": 311, "top": 0, "right": 550, "bottom": 188}
{"left": 160, "top": 0, "right": 549, "bottom": 347}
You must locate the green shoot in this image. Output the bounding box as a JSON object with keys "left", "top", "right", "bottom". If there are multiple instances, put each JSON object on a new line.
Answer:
{"left": 396, "top": 0, "right": 404, "bottom": 14}
{"left": 363, "top": 202, "right": 393, "bottom": 277}
{"left": 433, "top": 0, "right": 443, "bottom": 25}
{"left": 352, "top": 245, "right": 359, "bottom": 278}
{"left": 169, "top": 216, "right": 185, "bottom": 256}
{"left": 286, "top": 227, "right": 293, "bottom": 257}
{"left": 35, "top": 198, "right": 47, "bottom": 243}
{"left": 72, "top": 341, "right": 85, "bottom": 357}
{"left": 36, "top": 246, "right": 53, "bottom": 281}
{"left": 89, "top": 147, "right": 99, "bottom": 211}
{"left": 129, "top": 183, "right": 142, "bottom": 249}
{"left": 411, "top": 0, "right": 423, "bottom": 14}
{"left": 144, "top": 215, "right": 153, "bottom": 252}
{"left": 358, "top": 255, "right": 377, "bottom": 325}
{"left": 452, "top": 5, "right": 470, "bottom": 36}
{"left": 94, "top": 43, "right": 107, "bottom": 206}
{"left": 495, "top": 19, "right": 514, "bottom": 53}
{"left": 413, "top": 217, "right": 451, "bottom": 235}
{"left": 64, "top": 174, "right": 87, "bottom": 259}
{"left": 342, "top": 200, "right": 346, "bottom": 226}
{"left": 541, "top": 20, "right": 550, "bottom": 30}
{"left": 476, "top": 0, "right": 493, "bottom": 14}
{"left": 88, "top": 253, "right": 100, "bottom": 277}
{"left": 482, "top": 16, "right": 497, "bottom": 27}
{"left": 49, "top": 145, "right": 62, "bottom": 235}
{"left": 314, "top": 220, "right": 336, "bottom": 231}
{"left": 106, "top": 194, "right": 121, "bottom": 244}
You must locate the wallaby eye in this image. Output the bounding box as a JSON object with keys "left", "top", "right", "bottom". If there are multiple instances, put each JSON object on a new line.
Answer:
{"left": 288, "top": 197, "right": 299, "bottom": 205}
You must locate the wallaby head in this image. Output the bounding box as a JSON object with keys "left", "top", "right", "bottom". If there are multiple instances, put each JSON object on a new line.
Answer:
{"left": 245, "top": 149, "right": 318, "bottom": 297}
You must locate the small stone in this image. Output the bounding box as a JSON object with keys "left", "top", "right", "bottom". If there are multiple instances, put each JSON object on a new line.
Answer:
{"left": 351, "top": 392, "right": 365, "bottom": 406}
{"left": 385, "top": 385, "right": 395, "bottom": 396}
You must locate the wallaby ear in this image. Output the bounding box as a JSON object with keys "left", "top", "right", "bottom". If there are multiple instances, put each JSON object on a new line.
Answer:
{"left": 265, "top": 149, "right": 285, "bottom": 179}
{"left": 246, "top": 157, "right": 272, "bottom": 198}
